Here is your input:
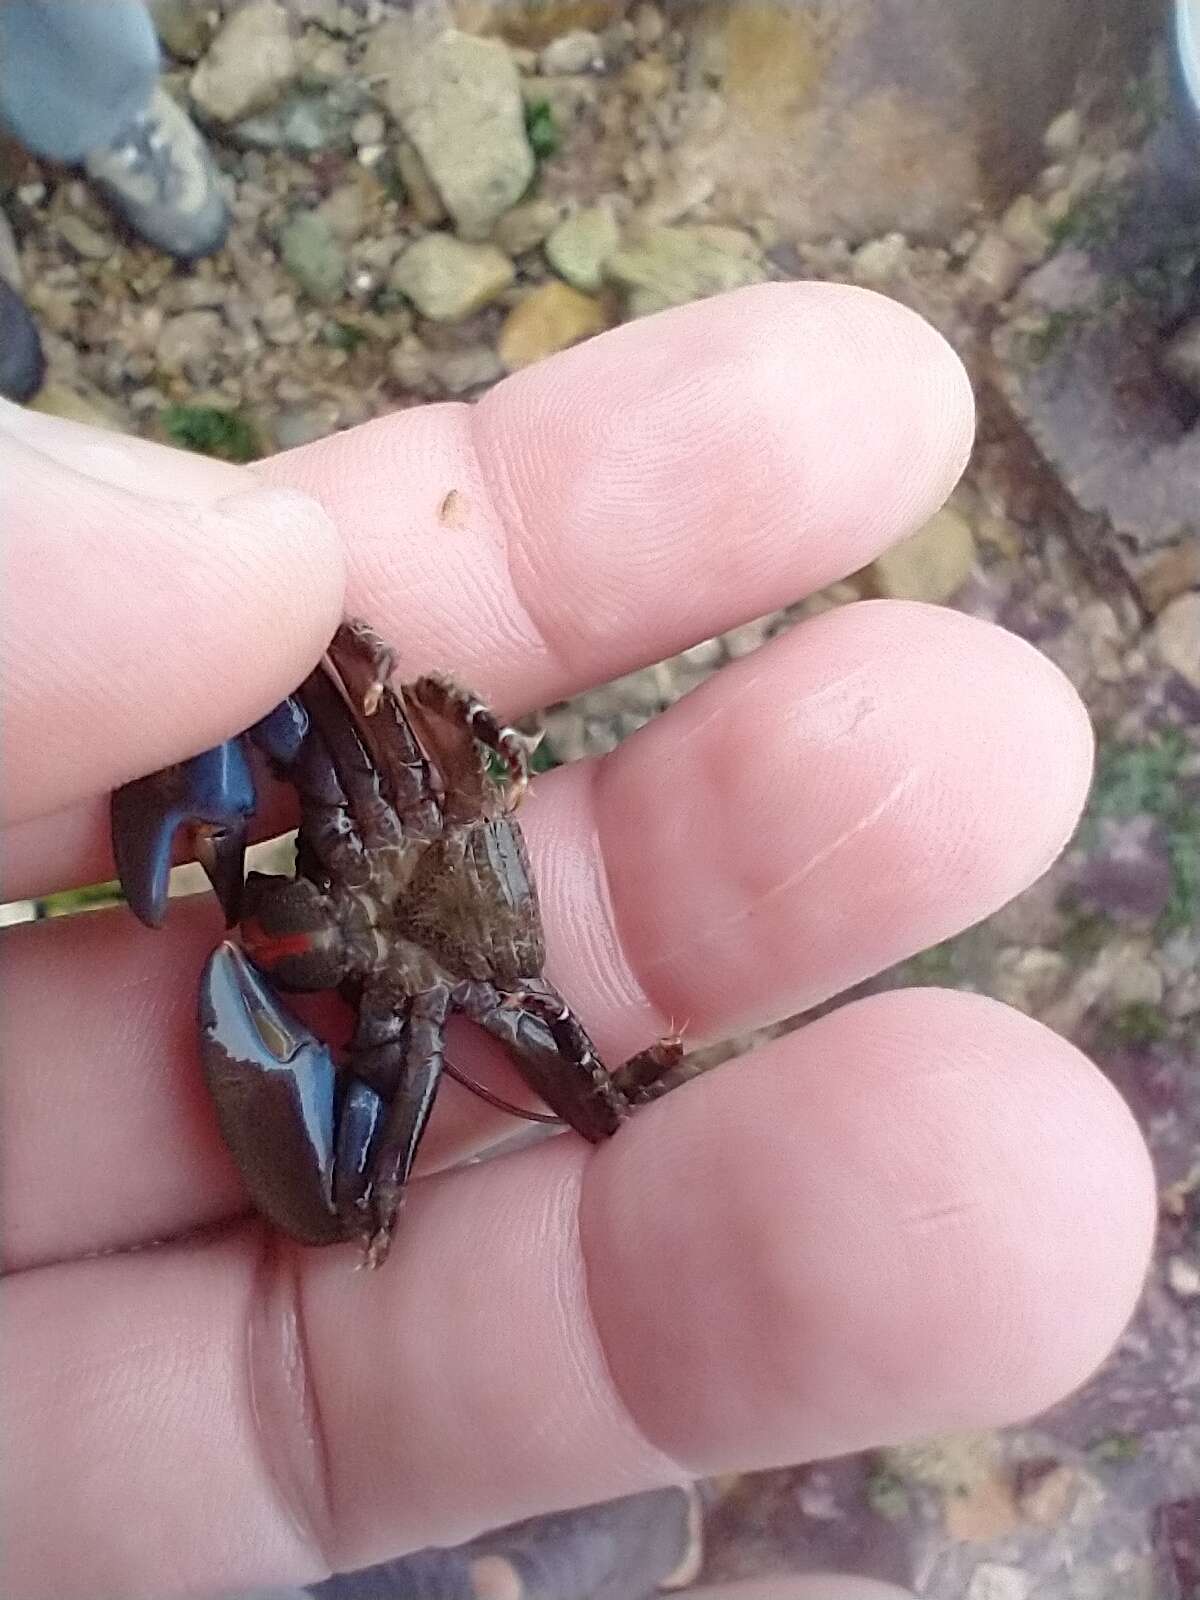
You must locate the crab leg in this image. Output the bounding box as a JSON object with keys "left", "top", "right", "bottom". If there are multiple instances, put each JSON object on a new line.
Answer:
{"left": 453, "top": 981, "right": 629, "bottom": 1141}
{"left": 406, "top": 674, "right": 531, "bottom": 814}
{"left": 360, "top": 986, "right": 450, "bottom": 1267}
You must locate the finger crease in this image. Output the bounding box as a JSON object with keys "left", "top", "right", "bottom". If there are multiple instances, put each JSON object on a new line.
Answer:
{"left": 244, "top": 1229, "right": 338, "bottom": 1579}
{"left": 464, "top": 405, "right": 579, "bottom": 693}
{"left": 570, "top": 1163, "right": 697, "bottom": 1488}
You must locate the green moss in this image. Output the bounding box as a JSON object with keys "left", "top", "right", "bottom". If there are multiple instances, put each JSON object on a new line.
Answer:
{"left": 1022, "top": 307, "right": 1093, "bottom": 364}
{"left": 1050, "top": 188, "right": 1125, "bottom": 252}
{"left": 161, "top": 405, "right": 262, "bottom": 463}
{"left": 1083, "top": 732, "right": 1199, "bottom": 934}
{"left": 321, "top": 319, "right": 369, "bottom": 353}
{"left": 524, "top": 99, "right": 561, "bottom": 161}
{"left": 898, "top": 938, "right": 962, "bottom": 987}
{"left": 1088, "top": 1429, "right": 1142, "bottom": 1465}
{"left": 1106, "top": 1000, "right": 1169, "bottom": 1047}
{"left": 1058, "top": 901, "right": 1115, "bottom": 959}
{"left": 1090, "top": 731, "right": 1189, "bottom": 820}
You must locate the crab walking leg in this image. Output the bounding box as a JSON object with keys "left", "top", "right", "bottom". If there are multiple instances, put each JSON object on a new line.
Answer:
{"left": 453, "top": 981, "right": 629, "bottom": 1141}
{"left": 407, "top": 674, "right": 532, "bottom": 813}
{"left": 612, "top": 1035, "right": 687, "bottom": 1105}
{"left": 325, "top": 616, "right": 397, "bottom": 715}
{"left": 363, "top": 986, "right": 451, "bottom": 1267}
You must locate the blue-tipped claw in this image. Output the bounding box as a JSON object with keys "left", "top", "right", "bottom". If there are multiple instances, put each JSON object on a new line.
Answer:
{"left": 111, "top": 697, "right": 310, "bottom": 930}
{"left": 199, "top": 941, "right": 362, "bottom": 1245}
{"left": 111, "top": 738, "right": 255, "bottom": 928}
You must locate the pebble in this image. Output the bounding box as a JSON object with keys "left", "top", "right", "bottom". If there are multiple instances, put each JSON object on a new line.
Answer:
{"left": 632, "top": 3, "right": 666, "bottom": 48}
{"left": 1044, "top": 107, "right": 1083, "bottom": 158}
{"left": 963, "top": 231, "right": 1024, "bottom": 303}
{"left": 1161, "top": 316, "right": 1200, "bottom": 398}
{"left": 351, "top": 110, "right": 385, "bottom": 147}
{"left": 394, "top": 141, "right": 447, "bottom": 227}
{"left": 190, "top": 0, "right": 298, "bottom": 124}
{"left": 966, "top": 1566, "right": 1029, "bottom": 1600}
{"left": 424, "top": 344, "right": 503, "bottom": 394}
{"left": 148, "top": 0, "right": 213, "bottom": 60}
{"left": 368, "top": 23, "right": 534, "bottom": 240}
{"left": 539, "top": 29, "right": 603, "bottom": 74}
{"left": 1153, "top": 593, "right": 1200, "bottom": 691}
{"left": 494, "top": 198, "right": 563, "bottom": 256}
{"left": 0, "top": 213, "right": 21, "bottom": 289}
{"left": 545, "top": 204, "right": 620, "bottom": 291}
{"left": 607, "top": 224, "right": 764, "bottom": 311}
{"left": 1000, "top": 193, "right": 1052, "bottom": 264}
{"left": 852, "top": 231, "right": 909, "bottom": 284}
{"left": 1137, "top": 538, "right": 1200, "bottom": 612}
{"left": 990, "top": 946, "right": 1069, "bottom": 1015}
{"left": 1017, "top": 1462, "right": 1084, "bottom": 1528}
{"left": 498, "top": 281, "right": 608, "bottom": 369}
{"left": 390, "top": 234, "right": 514, "bottom": 321}
{"left": 279, "top": 212, "right": 346, "bottom": 303}
{"left": 870, "top": 505, "right": 977, "bottom": 604}
{"left": 1167, "top": 1255, "right": 1200, "bottom": 1298}
{"left": 156, "top": 309, "right": 224, "bottom": 376}
{"left": 28, "top": 381, "right": 123, "bottom": 430}
{"left": 55, "top": 213, "right": 113, "bottom": 260}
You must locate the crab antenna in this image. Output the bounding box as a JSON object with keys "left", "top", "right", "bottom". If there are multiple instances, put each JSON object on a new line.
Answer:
{"left": 443, "top": 1057, "right": 564, "bottom": 1126}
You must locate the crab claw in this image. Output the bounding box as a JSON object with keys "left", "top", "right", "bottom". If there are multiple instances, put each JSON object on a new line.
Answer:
{"left": 111, "top": 739, "right": 256, "bottom": 929}
{"left": 200, "top": 941, "right": 349, "bottom": 1246}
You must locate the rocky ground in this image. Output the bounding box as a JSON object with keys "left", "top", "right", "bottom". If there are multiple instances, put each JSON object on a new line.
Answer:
{"left": 2, "top": 2, "right": 1198, "bottom": 1596}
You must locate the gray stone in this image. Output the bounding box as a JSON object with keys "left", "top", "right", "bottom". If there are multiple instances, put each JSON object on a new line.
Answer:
{"left": 852, "top": 232, "right": 909, "bottom": 284}
{"left": 494, "top": 198, "right": 562, "bottom": 256}
{"left": 279, "top": 212, "right": 346, "bottom": 304}
{"left": 394, "top": 141, "right": 447, "bottom": 227}
{"left": 367, "top": 23, "right": 534, "bottom": 241}
{"left": 1161, "top": 317, "right": 1200, "bottom": 399}
{"left": 963, "top": 231, "right": 1024, "bottom": 303}
{"left": 870, "top": 505, "right": 977, "bottom": 603}
{"left": 607, "top": 224, "right": 764, "bottom": 310}
{"left": 390, "top": 234, "right": 514, "bottom": 321}
{"left": 190, "top": 0, "right": 297, "bottom": 125}
{"left": 0, "top": 214, "right": 22, "bottom": 290}
{"left": 538, "top": 30, "right": 603, "bottom": 74}
{"left": 156, "top": 310, "right": 224, "bottom": 376}
{"left": 424, "top": 345, "right": 503, "bottom": 394}
{"left": 1154, "top": 594, "right": 1200, "bottom": 691}
{"left": 1044, "top": 107, "right": 1083, "bottom": 158}
{"left": 56, "top": 213, "right": 113, "bottom": 260}
{"left": 966, "top": 1567, "right": 1029, "bottom": 1600}
{"left": 233, "top": 93, "right": 349, "bottom": 154}
{"left": 148, "top": 0, "right": 213, "bottom": 61}
{"left": 545, "top": 204, "right": 620, "bottom": 292}
{"left": 1000, "top": 193, "right": 1052, "bottom": 264}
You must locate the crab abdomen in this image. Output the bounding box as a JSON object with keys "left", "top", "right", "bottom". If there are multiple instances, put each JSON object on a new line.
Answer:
{"left": 404, "top": 818, "right": 544, "bottom": 984}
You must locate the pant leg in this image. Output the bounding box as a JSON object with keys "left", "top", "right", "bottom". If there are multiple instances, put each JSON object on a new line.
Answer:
{"left": 0, "top": 0, "right": 161, "bottom": 163}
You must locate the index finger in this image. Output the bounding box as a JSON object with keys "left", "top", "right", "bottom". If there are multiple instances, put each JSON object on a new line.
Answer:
{"left": 263, "top": 282, "right": 974, "bottom": 709}
{"left": 1, "top": 283, "right": 969, "bottom": 857}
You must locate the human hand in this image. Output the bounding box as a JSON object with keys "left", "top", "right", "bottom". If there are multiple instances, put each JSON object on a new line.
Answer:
{"left": 2, "top": 284, "right": 1154, "bottom": 1600}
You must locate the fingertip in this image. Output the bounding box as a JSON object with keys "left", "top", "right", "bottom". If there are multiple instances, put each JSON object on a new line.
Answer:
{"left": 5, "top": 466, "right": 345, "bottom": 822}
{"left": 580, "top": 986, "right": 1155, "bottom": 1472}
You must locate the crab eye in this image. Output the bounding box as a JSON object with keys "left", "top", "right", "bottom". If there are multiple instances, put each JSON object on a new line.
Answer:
{"left": 241, "top": 873, "right": 347, "bottom": 992}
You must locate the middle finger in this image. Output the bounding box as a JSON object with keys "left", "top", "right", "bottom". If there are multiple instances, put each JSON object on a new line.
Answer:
{"left": 2, "top": 599, "right": 1092, "bottom": 1269}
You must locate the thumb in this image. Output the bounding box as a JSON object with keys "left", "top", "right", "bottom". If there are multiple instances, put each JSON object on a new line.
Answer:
{"left": 1, "top": 405, "right": 344, "bottom": 825}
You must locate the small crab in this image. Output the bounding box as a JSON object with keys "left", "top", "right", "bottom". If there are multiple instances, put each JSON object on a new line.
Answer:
{"left": 111, "top": 620, "right": 682, "bottom": 1265}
